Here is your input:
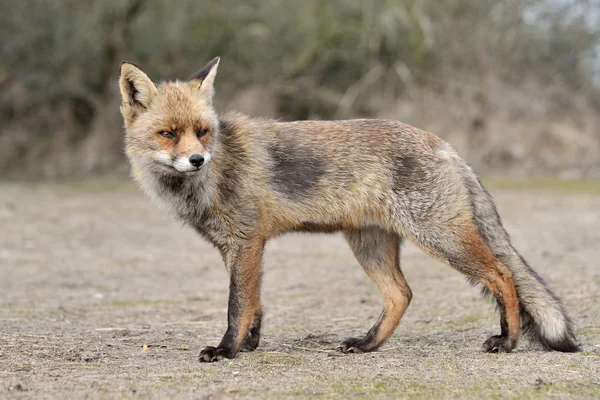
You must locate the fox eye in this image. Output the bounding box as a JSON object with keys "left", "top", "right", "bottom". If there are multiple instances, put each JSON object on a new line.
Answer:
{"left": 158, "top": 131, "right": 176, "bottom": 140}
{"left": 197, "top": 129, "right": 209, "bottom": 138}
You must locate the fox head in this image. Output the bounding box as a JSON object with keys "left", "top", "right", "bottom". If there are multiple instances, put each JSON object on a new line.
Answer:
{"left": 119, "top": 57, "right": 220, "bottom": 176}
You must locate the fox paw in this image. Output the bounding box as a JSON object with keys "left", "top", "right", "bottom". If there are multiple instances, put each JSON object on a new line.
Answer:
{"left": 483, "top": 335, "right": 515, "bottom": 353}
{"left": 338, "top": 337, "right": 373, "bottom": 354}
{"left": 198, "top": 346, "right": 235, "bottom": 362}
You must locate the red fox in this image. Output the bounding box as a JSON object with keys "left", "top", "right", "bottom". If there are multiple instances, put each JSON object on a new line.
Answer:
{"left": 118, "top": 57, "right": 579, "bottom": 362}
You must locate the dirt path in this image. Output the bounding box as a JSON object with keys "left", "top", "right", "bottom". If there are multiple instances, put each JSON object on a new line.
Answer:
{"left": 1, "top": 180, "right": 599, "bottom": 399}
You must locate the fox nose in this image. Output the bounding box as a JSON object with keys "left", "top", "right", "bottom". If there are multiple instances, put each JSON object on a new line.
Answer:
{"left": 189, "top": 154, "right": 204, "bottom": 168}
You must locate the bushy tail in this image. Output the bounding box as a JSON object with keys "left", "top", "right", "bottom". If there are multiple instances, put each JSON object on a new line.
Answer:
{"left": 497, "top": 251, "right": 579, "bottom": 351}
{"left": 459, "top": 165, "right": 579, "bottom": 352}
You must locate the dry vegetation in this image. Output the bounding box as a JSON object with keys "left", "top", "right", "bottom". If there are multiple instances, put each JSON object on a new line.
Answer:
{"left": 1, "top": 0, "right": 600, "bottom": 178}
{"left": 0, "top": 0, "right": 598, "bottom": 178}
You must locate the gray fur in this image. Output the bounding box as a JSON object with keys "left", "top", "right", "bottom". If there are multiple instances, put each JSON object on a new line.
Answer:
{"left": 268, "top": 142, "right": 325, "bottom": 198}
{"left": 393, "top": 155, "right": 422, "bottom": 189}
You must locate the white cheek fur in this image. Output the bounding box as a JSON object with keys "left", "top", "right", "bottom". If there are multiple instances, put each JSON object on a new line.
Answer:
{"left": 153, "top": 151, "right": 173, "bottom": 166}
{"left": 173, "top": 156, "right": 196, "bottom": 172}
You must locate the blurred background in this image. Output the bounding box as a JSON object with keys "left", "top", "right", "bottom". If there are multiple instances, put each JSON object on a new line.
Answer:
{"left": 1, "top": 0, "right": 600, "bottom": 180}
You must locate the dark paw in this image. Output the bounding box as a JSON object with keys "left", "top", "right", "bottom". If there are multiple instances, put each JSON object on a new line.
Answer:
{"left": 483, "top": 335, "right": 515, "bottom": 353}
{"left": 198, "top": 346, "right": 234, "bottom": 362}
{"left": 338, "top": 337, "right": 373, "bottom": 354}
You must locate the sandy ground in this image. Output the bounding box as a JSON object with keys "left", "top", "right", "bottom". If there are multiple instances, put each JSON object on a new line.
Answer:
{"left": 0, "top": 180, "right": 599, "bottom": 399}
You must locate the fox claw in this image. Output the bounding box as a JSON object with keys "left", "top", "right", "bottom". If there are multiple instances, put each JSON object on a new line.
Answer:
{"left": 483, "top": 335, "right": 515, "bottom": 353}
{"left": 198, "top": 346, "right": 233, "bottom": 362}
{"left": 338, "top": 337, "right": 369, "bottom": 354}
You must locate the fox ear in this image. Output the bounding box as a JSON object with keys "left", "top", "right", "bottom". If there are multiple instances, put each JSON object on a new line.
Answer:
{"left": 119, "top": 62, "right": 158, "bottom": 122}
{"left": 188, "top": 57, "right": 220, "bottom": 103}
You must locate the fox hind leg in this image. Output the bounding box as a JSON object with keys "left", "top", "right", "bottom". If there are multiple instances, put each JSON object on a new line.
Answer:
{"left": 340, "top": 227, "right": 412, "bottom": 353}
{"left": 410, "top": 217, "right": 520, "bottom": 352}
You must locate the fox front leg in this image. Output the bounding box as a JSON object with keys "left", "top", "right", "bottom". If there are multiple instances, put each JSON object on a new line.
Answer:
{"left": 199, "top": 239, "right": 264, "bottom": 362}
